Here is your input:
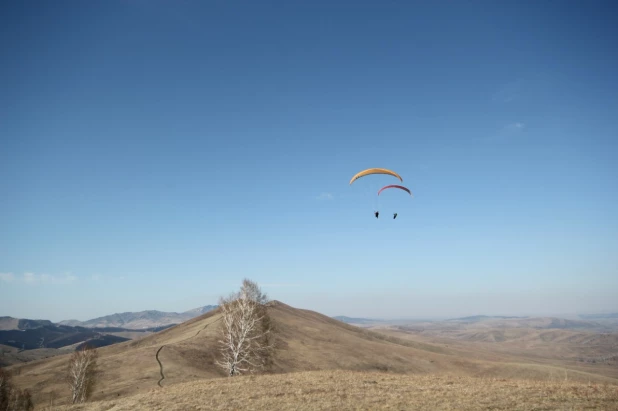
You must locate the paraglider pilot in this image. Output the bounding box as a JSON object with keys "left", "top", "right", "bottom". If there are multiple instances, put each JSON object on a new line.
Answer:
{"left": 393, "top": 213, "right": 398, "bottom": 219}
{"left": 374, "top": 211, "right": 379, "bottom": 219}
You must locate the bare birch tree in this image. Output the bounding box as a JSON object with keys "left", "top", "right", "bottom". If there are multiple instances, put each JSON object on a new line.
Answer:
{"left": 66, "top": 345, "right": 98, "bottom": 404}
{"left": 0, "top": 368, "right": 33, "bottom": 411}
{"left": 0, "top": 368, "right": 8, "bottom": 410}
{"left": 216, "top": 279, "right": 274, "bottom": 376}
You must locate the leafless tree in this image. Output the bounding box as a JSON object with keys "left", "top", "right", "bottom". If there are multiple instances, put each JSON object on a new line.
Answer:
{"left": 241, "top": 278, "right": 269, "bottom": 305}
{"left": 66, "top": 344, "right": 98, "bottom": 404}
{"left": 0, "top": 368, "right": 8, "bottom": 410}
{"left": 216, "top": 279, "right": 274, "bottom": 376}
{"left": 0, "top": 368, "right": 33, "bottom": 411}
{"left": 7, "top": 389, "right": 33, "bottom": 411}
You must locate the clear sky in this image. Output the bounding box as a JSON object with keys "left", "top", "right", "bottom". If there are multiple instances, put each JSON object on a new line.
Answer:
{"left": 1, "top": 1, "right": 617, "bottom": 322}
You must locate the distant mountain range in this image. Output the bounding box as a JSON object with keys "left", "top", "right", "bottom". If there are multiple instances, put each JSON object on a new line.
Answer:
{"left": 0, "top": 317, "right": 54, "bottom": 331}
{"left": 332, "top": 316, "right": 387, "bottom": 325}
{"left": 579, "top": 313, "right": 618, "bottom": 320}
{"left": 447, "top": 315, "right": 528, "bottom": 322}
{"left": 0, "top": 322, "right": 132, "bottom": 351}
{"left": 333, "top": 314, "right": 616, "bottom": 332}
{"left": 58, "top": 305, "right": 218, "bottom": 329}
{"left": 0, "top": 305, "right": 219, "bottom": 366}
{"left": 0, "top": 319, "right": 173, "bottom": 367}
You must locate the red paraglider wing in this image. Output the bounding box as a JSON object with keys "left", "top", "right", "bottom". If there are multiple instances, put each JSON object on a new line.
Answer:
{"left": 377, "top": 185, "right": 412, "bottom": 196}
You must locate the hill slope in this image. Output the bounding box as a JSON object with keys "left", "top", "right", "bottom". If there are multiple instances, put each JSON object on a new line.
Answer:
{"left": 8, "top": 301, "right": 618, "bottom": 409}
{"left": 442, "top": 316, "right": 607, "bottom": 330}
{"left": 55, "top": 370, "right": 618, "bottom": 411}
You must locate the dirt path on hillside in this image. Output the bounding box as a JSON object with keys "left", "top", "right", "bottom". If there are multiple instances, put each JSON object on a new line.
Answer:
{"left": 156, "top": 317, "right": 222, "bottom": 387}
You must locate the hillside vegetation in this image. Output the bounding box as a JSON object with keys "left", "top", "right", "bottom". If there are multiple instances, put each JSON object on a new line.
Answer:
{"left": 6, "top": 301, "right": 618, "bottom": 409}
{"left": 56, "top": 370, "right": 618, "bottom": 411}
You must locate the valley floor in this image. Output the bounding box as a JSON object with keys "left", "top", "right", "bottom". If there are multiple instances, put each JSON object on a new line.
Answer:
{"left": 57, "top": 370, "right": 618, "bottom": 411}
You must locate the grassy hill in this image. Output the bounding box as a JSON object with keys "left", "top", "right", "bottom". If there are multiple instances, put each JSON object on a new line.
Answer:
{"left": 6, "top": 301, "right": 618, "bottom": 409}
{"left": 441, "top": 316, "right": 609, "bottom": 331}
{"left": 54, "top": 370, "right": 618, "bottom": 411}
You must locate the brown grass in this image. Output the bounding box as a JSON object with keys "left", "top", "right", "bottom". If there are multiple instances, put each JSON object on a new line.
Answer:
{"left": 7, "top": 301, "right": 618, "bottom": 409}
{"left": 56, "top": 370, "right": 618, "bottom": 411}
{"left": 372, "top": 325, "right": 618, "bottom": 380}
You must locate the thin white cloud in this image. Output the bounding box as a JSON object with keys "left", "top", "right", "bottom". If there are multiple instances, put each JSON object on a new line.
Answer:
{"left": 0, "top": 273, "right": 14, "bottom": 283}
{"left": 90, "top": 274, "right": 126, "bottom": 281}
{"left": 504, "top": 122, "right": 525, "bottom": 132}
{"left": 316, "top": 192, "right": 334, "bottom": 200}
{"left": 261, "top": 283, "right": 302, "bottom": 288}
{"left": 22, "top": 272, "right": 77, "bottom": 285}
{"left": 485, "top": 122, "right": 526, "bottom": 142}
{"left": 492, "top": 80, "right": 523, "bottom": 103}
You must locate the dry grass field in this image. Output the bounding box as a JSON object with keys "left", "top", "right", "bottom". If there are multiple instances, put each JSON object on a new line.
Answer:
{"left": 370, "top": 323, "right": 618, "bottom": 381}
{"left": 6, "top": 301, "right": 618, "bottom": 410}
{"left": 1, "top": 344, "right": 76, "bottom": 367}
{"left": 56, "top": 370, "right": 618, "bottom": 411}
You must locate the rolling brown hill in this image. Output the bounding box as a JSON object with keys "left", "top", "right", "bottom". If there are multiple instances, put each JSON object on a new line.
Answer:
{"left": 445, "top": 316, "right": 609, "bottom": 331}
{"left": 370, "top": 324, "right": 618, "bottom": 381}
{"left": 55, "top": 370, "right": 618, "bottom": 411}
{"left": 7, "top": 301, "right": 618, "bottom": 409}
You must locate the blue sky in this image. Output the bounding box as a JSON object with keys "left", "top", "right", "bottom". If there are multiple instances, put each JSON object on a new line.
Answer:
{"left": 1, "top": 1, "right": 617, "bottom": 321}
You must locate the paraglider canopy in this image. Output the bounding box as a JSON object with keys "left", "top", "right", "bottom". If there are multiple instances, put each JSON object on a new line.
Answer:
{"left": 377, "top": 185, "right": 412, "bottom": 196}
{"left": 349, "top": 168, "right": 403, "bottom": 185}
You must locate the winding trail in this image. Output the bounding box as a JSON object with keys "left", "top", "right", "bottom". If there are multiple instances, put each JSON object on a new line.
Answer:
{"left": 155, "top": 317, "right": 222, "bottom": 388}
{"left": 156, "top": 346, "right": 165, "bottom": 387}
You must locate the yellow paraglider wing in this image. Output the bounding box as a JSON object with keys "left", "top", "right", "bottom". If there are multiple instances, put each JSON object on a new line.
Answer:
{"left": 349, "top": 168, "right": 403, "bottom": 185}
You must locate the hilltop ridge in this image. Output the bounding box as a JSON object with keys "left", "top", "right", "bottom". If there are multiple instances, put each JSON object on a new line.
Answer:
{"left": 7, "top": 300, "right": 618, "bottom": 409}
{"left": 58, "top": 305, "right": 218, "bottom": 329}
